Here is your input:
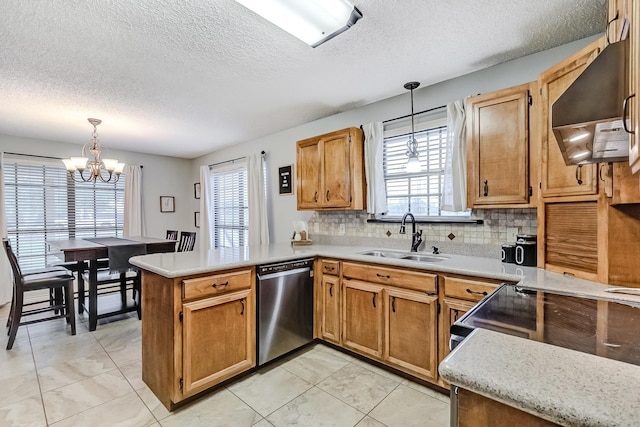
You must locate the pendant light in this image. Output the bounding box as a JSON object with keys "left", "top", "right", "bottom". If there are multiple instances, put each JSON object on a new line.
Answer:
{"left": 404, "top": 81, "right": 421, "bottom": 173}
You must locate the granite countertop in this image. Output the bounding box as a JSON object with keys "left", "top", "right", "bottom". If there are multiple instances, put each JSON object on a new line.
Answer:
{"left": 130, "top": 243, "right": 640, "bottom": 425}
{"left": 440, "top": 328, "right": 640, "bottom": 427}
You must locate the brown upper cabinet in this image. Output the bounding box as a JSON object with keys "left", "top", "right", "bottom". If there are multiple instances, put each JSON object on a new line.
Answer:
{"left": 539, "top": 37, "right": 606, "bottom": 198}
{"left": 466, "top": 83, "right": 536, "bottom": 208}
{"left": 296, "top": 127, "right": 366, "bottom": 210}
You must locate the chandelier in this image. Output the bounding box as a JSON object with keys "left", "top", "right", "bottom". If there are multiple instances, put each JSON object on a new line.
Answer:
{"left": 404, "top": 81, "right": 421, "bottom": 173}
{"left": 62, "top": 118, "right": 125, "bottom": 183}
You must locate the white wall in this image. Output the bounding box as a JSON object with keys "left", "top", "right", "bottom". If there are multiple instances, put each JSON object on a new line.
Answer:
{"left": 0, "top": 134, "right": 193, "bottom": 238}
{"left": 192, "top": 35, "right": 601, "bottom": 244}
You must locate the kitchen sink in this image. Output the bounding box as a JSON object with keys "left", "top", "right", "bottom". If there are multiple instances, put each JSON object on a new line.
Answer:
{"left": 358, "top": 250, "right": 448, "bottom": 263}
{"left": 400, "top": 254, "right": 447, "bottom": 262}
{"left": 358, "top": 250, "right": 406, "bottom": 259}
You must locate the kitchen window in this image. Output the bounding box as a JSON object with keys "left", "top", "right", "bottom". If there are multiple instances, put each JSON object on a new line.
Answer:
{"left": 383, "top": 112, "right": 469, "bottom": 218}
{"left": 3, "top": 154, "right": 124, "bottom": 270}
{"left": 210, "top": 160, "right": 248, "bottom": 248}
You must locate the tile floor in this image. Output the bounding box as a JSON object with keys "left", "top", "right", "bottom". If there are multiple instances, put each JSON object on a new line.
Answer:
{"left": 0, "top": 302, "right": 450, "bottom": 427}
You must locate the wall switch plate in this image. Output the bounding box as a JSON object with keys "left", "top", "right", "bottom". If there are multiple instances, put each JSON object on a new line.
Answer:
{"left": 314, "top": 222, "right": 320, "bottom": 233}
{"left": 506, "top": 227, "right": 518, "bottom": 243}
{"left": 339, "top": 224, "right": 346, "bottom": 235}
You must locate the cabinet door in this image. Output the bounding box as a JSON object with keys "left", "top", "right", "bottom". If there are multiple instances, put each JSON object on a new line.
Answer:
{"left": 322, "top": 130, "right": 351, "bottom": 208}
{"left": 384, "top": 287, "right": 438, "bottom": 381}
{"left": 439, "top": 298, "right": 476, "bottom": 368}
{"left": 539, "top": 38, "right": 604, "bottom": 197}
{"left": 467, "top": 84, "right": 530, "bottom": 206}
{"left": 321, "top": 274, "right": 341, "bottom": 344}
{"left": 342, "top": 279, "right": 384, "bottom": 359}
{"left": 182, "top": 289, "right": 254, "bottom": 395}
{"left": 296, "top": 140, "right": 321, "bottom": 209}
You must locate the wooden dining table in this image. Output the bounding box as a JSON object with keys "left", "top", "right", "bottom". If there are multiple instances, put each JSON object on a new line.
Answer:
{"left": 47, "top": 236, "right": 176, "bottom": 331}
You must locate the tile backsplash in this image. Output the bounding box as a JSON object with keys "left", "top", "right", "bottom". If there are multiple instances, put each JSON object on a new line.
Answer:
{"left": 307, "top": 209, "right": 537, "bottom": 255}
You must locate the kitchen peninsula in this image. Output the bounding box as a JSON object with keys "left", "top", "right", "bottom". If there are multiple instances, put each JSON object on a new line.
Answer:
{"left": 130, "top": 244, "right": 640, "bottom": 425}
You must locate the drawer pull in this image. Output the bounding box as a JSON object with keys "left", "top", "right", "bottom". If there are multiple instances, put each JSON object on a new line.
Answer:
{"left": 466, "top": 288, "right": 487, "bottom": 297}
{"left": 483, "top": 180, "right": 488, "bottom": 197}
{"left": 326, "top": 190, "right": 330, "bottom": 201}
{"left": 575, "top": 165, "right": 583, "bottom": 185}
{"left": 240, "top": 299, "right": 245, "bottom": 316}
{"left": 329, "top": 284, "right": 333, "bottom": 297}
{"left": 324, "top": 266, "right": 335, "bottom": 271}
{"left": 391, "top": 296, "right": 396, "bottom": 313}
{"left": 372, "top": 293, "right": 377, "bottom": 308}
{"left": 314, "top": 191, "right": 318, "bottom": 202}
{"left": 212, "top": 281, "right": 229, "bottom": 289}
{"left": 376, "top": 273, "right": 391, "bottom": 279}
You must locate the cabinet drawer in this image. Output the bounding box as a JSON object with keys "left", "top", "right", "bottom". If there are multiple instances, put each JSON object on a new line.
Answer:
{"left": 442, "top": 276, "right": 499, "bottom": 302}
{"left": 182, "top": 269, "right": 252, "bottom": 300}
{"left": 321, "top": 259, "right": 340, "bottom": 276}
{"left": 342, "top": 262, "right": 436, "bottom": 293}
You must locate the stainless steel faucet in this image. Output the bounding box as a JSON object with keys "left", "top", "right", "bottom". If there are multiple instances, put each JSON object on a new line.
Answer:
{"left": 399, "top": 212, "right": 423, "bottom": 252}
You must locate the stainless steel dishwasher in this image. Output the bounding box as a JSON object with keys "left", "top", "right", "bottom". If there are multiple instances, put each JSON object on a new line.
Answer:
{"left": 256, "top": 258, "right": 314, "bottom": 366}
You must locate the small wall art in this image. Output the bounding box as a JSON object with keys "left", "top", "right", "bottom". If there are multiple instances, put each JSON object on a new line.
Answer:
{"left": 279, "top": 165, "right": 293, "bottom": 195}
{"left": 160, "top": 196, "right": 175, "bottom": 213}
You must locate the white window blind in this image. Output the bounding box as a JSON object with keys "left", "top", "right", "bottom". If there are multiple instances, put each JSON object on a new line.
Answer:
{"left": 211, "top": 160, "right": 248, "bottom": 248}
{"left": 3, "top": 154, "right": 124, "bottom": 270}
{"left": 383, "top": 112, "right": 469, "bottom": 218}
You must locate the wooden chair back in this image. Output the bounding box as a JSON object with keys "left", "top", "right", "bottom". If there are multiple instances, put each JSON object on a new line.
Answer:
{"left": 177, "top": 232, "right": 196, "bottom": 252}
{"left": 166, "top": 230, "right": 178, "bottom": 240}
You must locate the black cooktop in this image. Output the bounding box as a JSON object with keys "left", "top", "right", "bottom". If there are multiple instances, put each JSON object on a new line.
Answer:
{"left": 451, "top": 284, "right": 640, "bottom": 367}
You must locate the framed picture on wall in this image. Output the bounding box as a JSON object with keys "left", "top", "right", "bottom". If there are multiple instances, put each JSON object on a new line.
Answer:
{"left": 194, "top": 211, "right": 200, "bottom": 228}
{"left": 160, "top": 196, "right": 175, "bottom": 213}
{"left": 194, "top": 182, "right": 201, "bottom": 199}
{"left": 279, "top": 165, "right": 293, "bottom": 195}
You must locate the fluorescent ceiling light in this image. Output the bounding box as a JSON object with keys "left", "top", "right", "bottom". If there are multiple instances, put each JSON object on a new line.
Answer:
{"left": 234, "top": 0, "right": 362, "bottom": 47}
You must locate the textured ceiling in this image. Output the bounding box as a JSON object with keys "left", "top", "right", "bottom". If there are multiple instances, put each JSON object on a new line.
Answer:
{"left": 0, "top": 0, "right": 606, "bottom": 159}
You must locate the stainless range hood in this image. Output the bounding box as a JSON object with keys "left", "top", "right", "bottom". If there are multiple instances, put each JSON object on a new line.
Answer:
{"left": 552, "top": 38, "right": 629, "bottom": 165}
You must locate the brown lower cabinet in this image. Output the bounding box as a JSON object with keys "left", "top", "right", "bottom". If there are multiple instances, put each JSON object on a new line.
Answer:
{"left": 453, "top": 387, "right": 560, "bottom": 427}
{"left": 141, "top": 268, "right": 255, "bottom": 410}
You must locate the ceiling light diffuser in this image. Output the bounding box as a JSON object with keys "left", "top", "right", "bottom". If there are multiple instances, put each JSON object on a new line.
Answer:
{"left": 233, "top": 0, "right": 362, "bottom": 47}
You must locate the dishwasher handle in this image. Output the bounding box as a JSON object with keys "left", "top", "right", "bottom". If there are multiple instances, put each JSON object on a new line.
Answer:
{"left": 257, "top": 266, "right": 312, "bottom": 281}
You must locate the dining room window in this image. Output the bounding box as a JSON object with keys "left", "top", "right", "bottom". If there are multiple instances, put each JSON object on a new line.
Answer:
{"left": 210, "top": 160, "right": 248, "bottom": 248}
{"left": 3, "top": 154, "right": 124, "bottom": 270}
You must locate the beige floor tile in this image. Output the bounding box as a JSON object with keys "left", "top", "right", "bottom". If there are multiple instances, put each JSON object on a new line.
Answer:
{"left": 251, "top": 419, "right": 273, "bottom": 427}
{"left": 228, "top": 366, "right": 312, "bottom": 417}
{"left": 42, "top": 369, "right": 133, "bottom": 424}
{"left": 160, "top": 388, "right": 261, "bottom": 427}
{"left": 317, "top": 364, "right": 399, "bottom": 413}
{"left": 314, "top": 344, "right": 359, "bottom": 363}
{"left": 267, "top": 386, "right": 365, "bottom": 427}
{"left": 32, "top": 333, "right": 104, "bottom": 367}
{"left": 356, "top": 416, "right": 387, "bottom": 427}
{"left": 400, "top": 379, "right": 450, "bottom": 404}
{"left": 136, "top": 385, "right": 171, "bottom": 421}
{"left": 0, "top": 371, "right": 41, "bottom": 407}
{"left": 0, "top": 395, "right": 47, "bottom": 427}
{"left": 93, "top": 320, "right": 142, "bottom": 367}
{"left": 37, "top": 350, "right": 117, "bottom": 392}
{"left": 369, "top": 385, "right": 449, "bottom": 427}
{"left": 0, "top": 336, "right": 32, "bottom": 360}
{"left": 120, "top": 360, "right": 145, "bottom": 390}
{"left": 349, "top": 358, "right": 404, "bottom": 382}
{"left": 27, "top": 316, "right": 85, "bottom": 340}
{"left": 0, "top": 353, "right": 36, "bottom": 381}
{"left": 49, "top": 391, "right": 155, "bottom": 427}
{"left": 280, "top": 345, "right": 350, "bottom": 384}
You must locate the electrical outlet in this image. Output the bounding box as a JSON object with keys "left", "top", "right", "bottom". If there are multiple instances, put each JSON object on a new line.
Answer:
{"left": 506, "top": 227, "right": 518, "bottom": 243}
{"left": 314, "top": 222, "right": 320, "bottom": 233}
{"left": 339, "top": 224, "right": 346, "bottom": 235}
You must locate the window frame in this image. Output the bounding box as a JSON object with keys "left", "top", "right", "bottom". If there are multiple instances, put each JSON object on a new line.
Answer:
{"left": 210, "top": 160, "right": 249, "bottom": 249}
{"left": 381, "top": 113, "right": 470, "bottom": 220}
{"left": 3, "top": 154, "right": 125, "bottom": 270}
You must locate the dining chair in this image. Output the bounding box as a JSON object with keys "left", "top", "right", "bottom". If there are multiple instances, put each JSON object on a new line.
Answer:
{"left": 166, "top": 230, "right": 178, "bottom": 240}
{"left": 3, "top": 239, "right": 76, "bottom": 350}
{"left": 80, "top": 243, "right": 146, "bottom": 325}
{"left": 177, "top": 231, "right": 196, "bottom": 252}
